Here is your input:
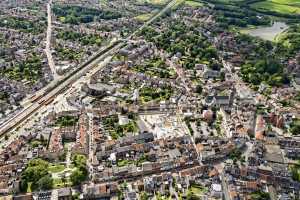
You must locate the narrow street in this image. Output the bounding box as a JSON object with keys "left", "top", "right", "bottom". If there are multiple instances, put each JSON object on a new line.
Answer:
{"left": 221, "top": 172, "right": 231, "bottom": 200}
{"left": 66, "top": 143, "right": 72, "bottom": 169}
{"left": 243, "top": 142, "right": 254, "bottom": 163}
{"left": 167, "top": 58, "right": 192, "bottom": 96}
{"left": 170, "top": 185, "right": 180, "bottom": 200}
{"left": 178, "top": 114, "right": 202, "bottom": 164}
{"left": 87, "top": 112, "right": 94, "bottom": 176}
{"left": 50, "top": 189, "right": 58, "bottom": 200}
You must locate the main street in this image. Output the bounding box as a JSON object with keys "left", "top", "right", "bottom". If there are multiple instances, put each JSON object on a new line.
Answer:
{"left": 0, "top": 0, "right": 183, "bottom": 139}
{"left": 45, "top": 0, "right": 58, "bottom": 79}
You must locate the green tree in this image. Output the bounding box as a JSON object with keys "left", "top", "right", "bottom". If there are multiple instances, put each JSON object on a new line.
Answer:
{"left": 72, "top": 154, "right": 87, "bottom": 167}
{"left": 61, "top": 173, "right": 67, "bottom": 186}
{"left": 70, "top": 169, "right": 87, "bottom": 186}
{"left": 196, "top": 85, "right": 203, "bottom": 95}
{"left": 250, "top": 191, "right": 270, "bottom": 200}
{"left": 37, "top": 175, "right": 53, "bottom": 190}
{"left": 140, "top": 192, "right": 148, "bottom": 200}
{"left": 291, "top": 167, "right": 300, "bottom": 182}
{"left": 70, "top": 154, "right": 88, "bottom": 186}
{"left": 187, "top": 190, "right": 200, "bottom": 200}
{"left": 289, "top": 119, "right": 300, "bottom": 135}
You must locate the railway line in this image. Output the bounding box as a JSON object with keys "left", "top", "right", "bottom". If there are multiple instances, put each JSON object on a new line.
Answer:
{"left": 0, "top": 0, "right": 181, "bottom": 137}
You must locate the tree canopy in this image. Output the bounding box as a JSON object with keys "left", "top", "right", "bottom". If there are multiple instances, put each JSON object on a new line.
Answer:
{"left": 21, "top": 159, "right": 53, "bottom": 191}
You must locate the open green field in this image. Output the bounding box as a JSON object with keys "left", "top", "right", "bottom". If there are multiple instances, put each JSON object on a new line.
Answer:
{"left": 270, "top": 0, "right": 300, "bottom": 7}
{"left": 185, "top": 0, "right": 203, "bottom": 7}
{"left": 135, "top": 12, "right": 156, "bottom": 21}
{"left": 207, "top": 0, "right": 245, "bottom": 3}
{"left": 251, "top": 0, "right": 300, "bottom": 15}
{"left": 214, "top": 0, "right": 300, "bottom": 6}
{"left": 136, "top": 0, "right": 169, "bottom": 5}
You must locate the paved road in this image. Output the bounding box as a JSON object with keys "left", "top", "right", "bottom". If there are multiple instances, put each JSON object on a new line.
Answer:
{"left": 45, "top": 0, "right": 58, "bottom": 79}
{"left": 0, "top": 0, "right": 181, "bottom": 140}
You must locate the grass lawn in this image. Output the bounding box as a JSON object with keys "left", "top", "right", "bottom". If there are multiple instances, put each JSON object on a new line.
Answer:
{"left": 117, "top": 159, "right": 134, "bottom": 167}
{"left": 48, "top": 164, "right": 66, "bottom": 173}
{"left": 26, "top": 182, "right": 32, "bottom": 193}
{"left": 53, "top": 178, "right": 72, "bottom": 188}
{"left": 189, "top": 184, "right": 208, "bottom": 196}
{"left": 251, "top": 0, "right": 300, "bottom": 15}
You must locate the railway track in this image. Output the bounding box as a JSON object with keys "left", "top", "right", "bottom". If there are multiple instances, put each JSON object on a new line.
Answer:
{"left": 0, "top": 0, "right": 181, "bottom": 137}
